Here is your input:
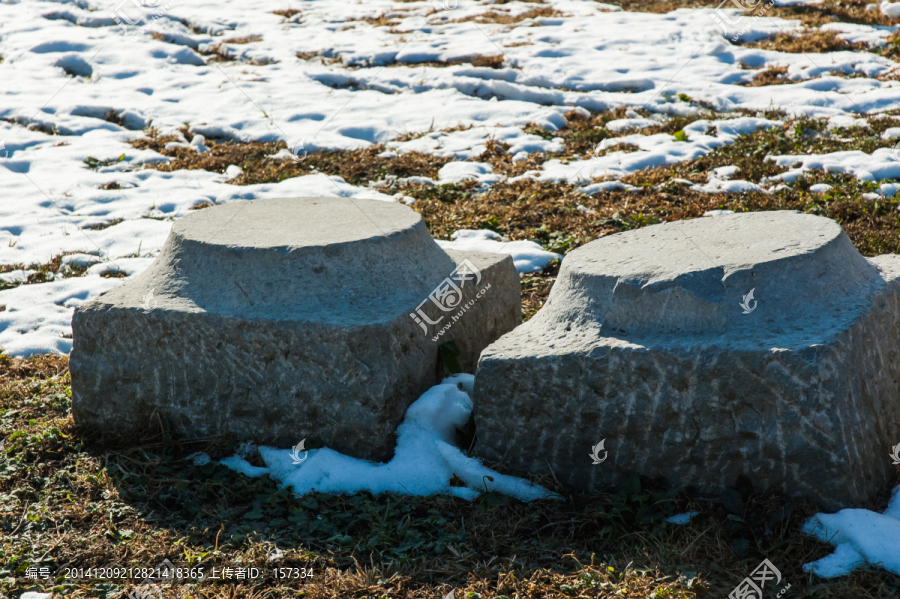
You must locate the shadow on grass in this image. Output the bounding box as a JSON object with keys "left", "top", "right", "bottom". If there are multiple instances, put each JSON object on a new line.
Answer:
{"left": 3, "top": 358, "right": 900, "bottom": 599}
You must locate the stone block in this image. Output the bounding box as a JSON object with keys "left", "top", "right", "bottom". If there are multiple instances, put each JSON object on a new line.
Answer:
{"left": 473, "top": 211, "right": 900, "bottom": 509}
{"left": 71, "top": 197, "right": 520, "bottom": 461}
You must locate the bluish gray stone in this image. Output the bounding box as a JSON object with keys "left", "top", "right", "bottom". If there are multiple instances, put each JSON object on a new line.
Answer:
{"left": 71, "top": 197, "right": 520, "bottom": 460}
{"left": 473, "top": 211, "right": 900, "bottom": 509}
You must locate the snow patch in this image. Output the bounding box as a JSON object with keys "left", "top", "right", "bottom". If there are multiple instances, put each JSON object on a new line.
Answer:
{"left": 220, "top": 375, "right": 556, "bottom": 502}
{"left": 579, "top": 181, "right": 639, "bottom": 194}
{"left": 803, "top": 485, "right": 900, "bottom": 577}
{"left": 665, "top": 511, "right": 700, "bottom": 525}
{"left": 437, "top": 161, "right": 503, "bottom": 185}
{"left": 436, "top": 230, "right": 560, "bottom": 274}
{"left": 605, "top": 117, "right": 658, "bottom": 133}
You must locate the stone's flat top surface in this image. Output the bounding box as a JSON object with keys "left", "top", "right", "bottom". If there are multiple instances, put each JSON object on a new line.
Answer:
{"left": 85, "top": 197, "right": 508, "bottom": 326}
{"left": 562, "top": 211, "right": 852, "bottom": 284}
{"left": 501, "top": 211, "right": 886, "bottom": 350}
{"left": 175, "top": 197, "right": 420, "bottom": 249}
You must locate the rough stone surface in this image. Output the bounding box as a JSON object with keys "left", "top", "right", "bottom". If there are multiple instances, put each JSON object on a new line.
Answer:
{"left": 473, "top": 211, "right": 900, "bottom": 509}
{"left": 71, "top": 197, "right": 520, "bottom": 461}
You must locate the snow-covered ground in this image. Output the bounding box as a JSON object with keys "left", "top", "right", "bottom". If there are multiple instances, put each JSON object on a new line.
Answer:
{"left": 4, "top": 0, "right": 900, "bottom": 354}
{"left": 2, "top": 0, "right": 900, "bottom": 575}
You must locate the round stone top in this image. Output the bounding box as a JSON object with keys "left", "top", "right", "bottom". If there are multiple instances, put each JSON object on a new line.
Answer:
{"left": 140, "top": 197, "right": 458, "bottom": 323}
{"left": 566, "top": 211, "right": 845, "bottom": 282}
{"left": 537, "top": 211, "right": 883, "bottom": 344}
{"left": 173, "top": 196, "right": 421, "bottom": 250}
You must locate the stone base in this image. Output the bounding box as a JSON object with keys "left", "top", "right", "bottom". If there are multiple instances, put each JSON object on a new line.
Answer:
{"left": 472, "top": 212, "right": 900, "bottom": 509}
{"left": 71, "top": 197, "right": 521, "bottom": 461}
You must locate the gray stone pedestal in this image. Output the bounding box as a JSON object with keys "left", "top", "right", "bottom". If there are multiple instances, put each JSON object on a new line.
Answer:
{"left": 71, "top": 197, "right": 520, "bottom": 461}
{"left": 473, "top": 211, "right": 900, "bottom": 509}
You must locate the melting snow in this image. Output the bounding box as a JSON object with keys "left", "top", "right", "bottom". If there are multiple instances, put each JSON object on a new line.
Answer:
{"left": 220, "top": 374, "right": 555, "bottom": 502}
{"left": 665, "top": 511, "right": 700, "bottom": 525}
{"left": 803, "top": 485, "right": 900, "bottom": 577}
{"left": 437, "top": 230, "right": 561, "bottom": 274}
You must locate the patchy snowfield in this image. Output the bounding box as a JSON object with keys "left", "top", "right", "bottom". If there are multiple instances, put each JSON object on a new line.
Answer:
{"left": 4, "top": 0, "right": 900, "bottom": 355}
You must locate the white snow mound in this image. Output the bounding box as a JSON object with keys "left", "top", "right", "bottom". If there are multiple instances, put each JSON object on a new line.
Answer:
{"left": 220, "top": 374, "right": 556, "bottom": 502}
{"left": 436, "top": 230, "right": 561, "bottom": 274}
{"left": 802, "top": 485, "right": 900, "bottom": 577}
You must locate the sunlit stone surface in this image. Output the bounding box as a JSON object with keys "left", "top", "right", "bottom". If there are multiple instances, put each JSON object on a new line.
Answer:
{"left": 474, "top": 211, "right": 900, "bottom": 509}
{"left": 72, "top": 197, "right": 520, "bottom": 461}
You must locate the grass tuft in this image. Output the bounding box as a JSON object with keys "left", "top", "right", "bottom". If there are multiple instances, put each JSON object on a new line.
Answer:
{"left": 740, "top": 29, "right": 868, "bottom": 53}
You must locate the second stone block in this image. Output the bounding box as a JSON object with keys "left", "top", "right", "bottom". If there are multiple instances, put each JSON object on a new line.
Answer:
{"left": 473, "top": 211, "right": 900, "bottom": 510}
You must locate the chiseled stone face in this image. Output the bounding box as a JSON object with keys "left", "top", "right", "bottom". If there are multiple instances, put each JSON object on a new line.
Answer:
{"left": 70, "top": 197, "right": 521, "bottom": 462}
{"left": 473, "top": 211, "right": 900, "bottom": 510}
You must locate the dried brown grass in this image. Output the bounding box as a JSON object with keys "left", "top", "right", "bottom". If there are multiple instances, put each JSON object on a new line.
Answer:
{"left": 0, "top": 253, "right": 91, "bottom": 290}
{"left": 0, "top": 353, "right": 68, "bottom": 384}
{"left": 2, "top": 353, "right": 898, "bottom": 599}
{"left": 199, "top": 43, "right": 274, "bottom": 65}
{"left": 454, "top": 6, "right": 564, "bottom": 24}
{"left": 740, "top": 65, "right": 792, "bottom": 87}
{"left": 763, "top": 0, "right": 900, "bottom": 28}
{"left": 294, "top": 51, "right": 507, "bottom": 69}
{"left": 609, "top": 0, "right": 898, "bottom": 25}
{"left": 874, "top": 30, "right": 900, "bottom": 61}
{"left": 470, "top": 54, "right": 504, "bottom": 68}
{"left": 602, "top": 0, "right": 708, "bottom": 14}
{"left": 356, "top": 13, "right": 402, "bottom": 27}
{"left": 741, "top": 29, "right": 869, "bottom": 53}
{"left": 132, "top": 132, "right": 452, "bottom": 186}
{"left": 272, "top": 8, "right": 302, "bottom": 18}
{"left": 221, "top": 35, "right": 262, "bottom": 44}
